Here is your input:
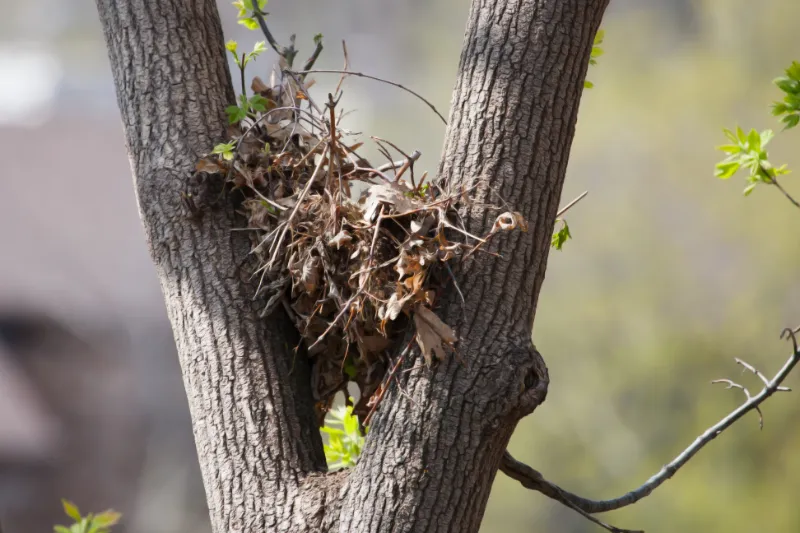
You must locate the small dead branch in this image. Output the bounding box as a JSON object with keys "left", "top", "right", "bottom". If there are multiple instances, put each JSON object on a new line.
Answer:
{"left": 500, "top": 329, "right": 800, "bottom": 531}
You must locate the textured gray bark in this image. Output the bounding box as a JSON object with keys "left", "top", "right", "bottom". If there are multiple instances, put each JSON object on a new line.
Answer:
{"left": 95, "top": 0, "right": 608, "bottom": 532}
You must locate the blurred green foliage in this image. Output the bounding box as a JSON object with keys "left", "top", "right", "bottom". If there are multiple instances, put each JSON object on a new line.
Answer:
{"left": 771, "top": 61, "right": 800, "bottom": 129}
{"left": 477, "top": 2, "right": 800, "bottom": 532}
{"left": 54, "top": 500, "right": 120, "bottom": 533}
{"left": 322, "top": 402, "right": 367, "bottom": 470}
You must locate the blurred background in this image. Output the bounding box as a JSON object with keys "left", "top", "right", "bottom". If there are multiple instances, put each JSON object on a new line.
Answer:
{"left": 0, "top": 0, "right": 798, "bottom": 532}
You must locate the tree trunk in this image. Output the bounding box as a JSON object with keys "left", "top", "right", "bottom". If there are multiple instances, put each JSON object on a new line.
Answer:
{"left": 95, "top": 0, "right": 608, "bottom": 532}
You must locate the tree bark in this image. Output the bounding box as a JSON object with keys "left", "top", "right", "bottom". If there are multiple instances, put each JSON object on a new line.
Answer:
{"left": 95, "top": 1, "right": 327, "bottom": 531}
{"left": 96, "top": 0, "right": 608, "bottom": 532}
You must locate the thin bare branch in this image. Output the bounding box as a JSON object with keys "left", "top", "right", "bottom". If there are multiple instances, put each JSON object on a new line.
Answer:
{"left": 501, "top": 335, "right": 800, "bottom": 522}
{"left": 289, "top": 68, "right": 448, "bottom": 125}
{"left": 556, "top": 190, "right": 588, "bottom": 218}
{"left": 770, "top": 177, "right": 800, "bottom": 210}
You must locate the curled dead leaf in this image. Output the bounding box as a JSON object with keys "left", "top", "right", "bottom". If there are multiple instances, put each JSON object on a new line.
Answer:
{"left": 327, "top": 230, "right": 353, "bottom": 249}
{"left": 493, "top": 211, "right": 527, "bottom": 232}
{"left": 379, "top": 292, "right": 411, "bottom": 322}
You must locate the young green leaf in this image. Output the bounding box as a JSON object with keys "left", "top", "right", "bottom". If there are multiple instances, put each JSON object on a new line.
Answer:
{"left": 551, "top": 219, "right": 572, "bottom": 250}
{"left": 212, "top": 141, "right": 237, "bottom": 161}
{"left": 249, "top": 94, "right": 268, "bottom": 112}
{"left": 62, "top": 500, "right": 82, "bottom": 523}
{"left": 92, "top": 511, "right": 122, "bottom": 529}
{"left": 714, "top": 160, "right": 740, "bottom": 179}
{"left": 225, "top": 105, "right": 247, "bottom": 124}
{"left": 238, "top": 17, "right": 259, "bottom": 30}
{"left": 783, "top": 113, "right": 800, "bottom": 129}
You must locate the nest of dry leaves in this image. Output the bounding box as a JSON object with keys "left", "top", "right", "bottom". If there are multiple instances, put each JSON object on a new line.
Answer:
{"left": 193, "top": 65, "right": 525, "bottom": 423}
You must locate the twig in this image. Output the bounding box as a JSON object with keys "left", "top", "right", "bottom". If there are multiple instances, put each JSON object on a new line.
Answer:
{"left": 710, "top": 378, "right": 763, "bottom": 429}
{"left": 289, "top": 68, "right": 448, "bottom": 125}
{"left": 770, "top": 177, "right": 800, "bottom": 210}
{"left": 556, "top": 190, "right": 588, "bottom": 218}
{"left": 267, "top": 145, "right": 330, "bottom": 269}
{"left": 500, "top": 333, "right": 800, "bottom": 521}
{"left": 334, "top": 40, "right": 350, "bottom": 98}
{"left": 377, "top": 151, "right": 422, "bottom": 173}
{"left": 301, "top": 37, "right": 324, "bottom": 78}
{"left": 251, "top": 7, "right": 285, "bottom": 61}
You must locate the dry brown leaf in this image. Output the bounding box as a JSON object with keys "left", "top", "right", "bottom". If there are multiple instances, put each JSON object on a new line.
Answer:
{"left": 413, "top": 305, "right": 457, "bottom": 365}
{"left": 357, "top": 335, "right": 390, "bottom": 357}
{"left": 395, "top": 251, "right": 421, "bottom": 278}
{"left": 327, "top": 230, "right": 352, "bottom": 249}
{"left": 362, "top": 183, "right": 418, "bottom": 222}
{"left": 379, "top": 292, "right": 411, "bottom": 322}
{"left": 251, "top": 76, "right": 269, "bottom": 94}
{"left": 302, "top": 255, "right": 321, "bottom": 293}
{"left": 195, "top": 159, "right": 223, "bottom": 174}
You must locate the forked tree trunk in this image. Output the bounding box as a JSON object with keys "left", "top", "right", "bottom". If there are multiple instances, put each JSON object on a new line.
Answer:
{"left": 95, "top": 0, "right": 608, "bottom": 532}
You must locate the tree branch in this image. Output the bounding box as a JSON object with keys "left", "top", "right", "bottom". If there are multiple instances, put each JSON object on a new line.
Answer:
{"left": 770, "top": 177, "right": 800, "bottom": 210}
{"left": 502, "top": 329, "right": 800, "bottom": 522}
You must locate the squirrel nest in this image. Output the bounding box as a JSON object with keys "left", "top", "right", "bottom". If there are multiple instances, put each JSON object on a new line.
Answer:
{"left": 193, "top": 66, "right": 525, "bottom": 423}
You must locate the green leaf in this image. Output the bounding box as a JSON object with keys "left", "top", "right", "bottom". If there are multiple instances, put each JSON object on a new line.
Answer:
{"left": 225, "top": 105, "right": 247, "bottom": 124}
{"left": 54, "top": 526, "right": 72, "bottom": 533}
{"left": 591, "top": 47, "right": 604, "bottom": 58}
{"left": 238, "top": 17, "right": 259, "bottom": 30}
{"left": 551, "top": 220, "right": 572, "bottom": 250}
{"left": 584, "top": 80, "right": 594, "bottom": 89}
{"left": 251, "top": 40, "right": 266, "bottom": 56}
{"left": 313, "top": 33, "right": 324, "bottom": 46}
{"left": 775, "top": 77, "right": 799, "bottom": 95}
{"left": 714, "top": 160, "right": 740, "bottom": 179}
{"left": 786, "top": 61, "right": 800, "bottom": 81}
{"left": 715, "top": 144, "right": 741, "bottom": 155}
{"left": 92, "top": 511, "right": 121, "bottom": 529}
{"left": 249, "top": 94, "right": 268, "bottom": 112}
{"left": 212, "top": 141, "right": 236, "bottom": 161}
{"left": 225, "top": 40, "right": 238, "bottom": 53}
{"left": 62, "top": 500, "right": 82, "bottom": 523}
{"left": 722, "top": 128, "right": 738, "bottom": 144}
{"left": 783, "top": 113, "right": 800, "bottom": 129}
{"left": 746, "top": 128, "right": 761, "bottom": 150}
{"left": 772, "top": 102, "right": 789, "bottom": 116}
{"left": 774, "top": 164, "right": 791, "bottom": 176}
{"left": 594, "top": 29, "right": 605, "bottom": 45}
{"left": 759, "top": 129, "right": 774, "bottom": 147}
{"left": 735, "top": 125, "right": 746, "bottom": 143}
{"left": 743, "top": 183, "right": 757, "bottom": 196}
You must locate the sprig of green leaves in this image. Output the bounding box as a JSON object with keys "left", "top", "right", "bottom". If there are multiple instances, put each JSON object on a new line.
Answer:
{"left": 585, "top": 29, "right": 604, "bottom": 90}
{"left": 232, "top": 0, "right": 267, "bottom": 30}
{"left": 771, "top": 61, "right": 800, "bottom": 130}
{"left": 715, "top": 126, "right": 788, "bottom": 195}
{"left": 54, "top": 500, "right": 121, "bottom": 533}
{"left": 224, "top": 40, "right": 269, "bottom": 124}
{"left": 322, "top": 402, "right": 366, "bottom": 470}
